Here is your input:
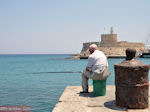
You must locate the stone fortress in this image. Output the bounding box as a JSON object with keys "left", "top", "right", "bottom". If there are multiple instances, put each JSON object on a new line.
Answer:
{"left": 80, "top": 27, "right": 145, "bottom": 57}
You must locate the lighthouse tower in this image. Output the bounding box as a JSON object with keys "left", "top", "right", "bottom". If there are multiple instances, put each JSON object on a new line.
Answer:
{"left": 100, "top": 27, "right": 117, "bottom": 44}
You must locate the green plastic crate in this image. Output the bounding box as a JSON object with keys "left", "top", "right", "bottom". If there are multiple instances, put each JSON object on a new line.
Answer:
{"left": 93, "top": 79, "right": 106, "bottom": 96}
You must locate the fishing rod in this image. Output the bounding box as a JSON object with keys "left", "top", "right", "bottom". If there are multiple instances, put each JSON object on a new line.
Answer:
{"left": 31, "top": 71, "right": 82, "bottom": 74}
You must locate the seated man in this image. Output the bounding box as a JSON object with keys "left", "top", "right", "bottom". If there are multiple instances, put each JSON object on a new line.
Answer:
{"left": 80, "top": 44, "right": 109, "bottom": 93}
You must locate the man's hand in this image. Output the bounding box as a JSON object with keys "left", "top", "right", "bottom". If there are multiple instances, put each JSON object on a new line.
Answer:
{"left": 86, "top": 67, "right": 92, "bottom": 72}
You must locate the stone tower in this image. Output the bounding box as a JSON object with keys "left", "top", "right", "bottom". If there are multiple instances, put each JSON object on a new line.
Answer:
{"left": 100, "top": 27, "right": 117, "bottom": 44}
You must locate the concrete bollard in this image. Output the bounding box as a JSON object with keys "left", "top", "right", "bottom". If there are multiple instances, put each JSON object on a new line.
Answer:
{"left": 114, "top": 48, "right": 150, "bottom": 109}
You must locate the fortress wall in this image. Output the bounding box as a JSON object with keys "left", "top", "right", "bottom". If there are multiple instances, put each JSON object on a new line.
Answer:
{"left": 100, "top": 41, "right": 145, "bottom": 47}
{"left": 80, "top": 41, "right": 145, "bottom": 56}
{"left": 81, "top": 42, "right": 100, "bottom": 52}
{"left": 98, "top": 46, "right": 145, "bottom": 56}
{"left": 117, "top": 41, "right": 145, "bottom": 47}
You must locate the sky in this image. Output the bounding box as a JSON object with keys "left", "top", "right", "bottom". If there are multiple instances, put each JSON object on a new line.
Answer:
{"left": 0, "top": 0, "right": 150, "bottom": 54}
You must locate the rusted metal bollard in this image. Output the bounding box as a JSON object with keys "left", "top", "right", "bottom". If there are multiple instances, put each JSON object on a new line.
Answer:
{"left": 114, "top": 48, "right": 150, "bottom": 109}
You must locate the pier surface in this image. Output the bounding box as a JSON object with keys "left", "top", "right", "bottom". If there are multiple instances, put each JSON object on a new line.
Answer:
{"left": 52, "top": 85, "right": 150, "bottom": 112}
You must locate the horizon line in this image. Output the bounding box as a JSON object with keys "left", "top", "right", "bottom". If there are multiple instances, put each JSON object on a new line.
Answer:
{"left": 0, "top": 53, "right": 77, "bottom": 55}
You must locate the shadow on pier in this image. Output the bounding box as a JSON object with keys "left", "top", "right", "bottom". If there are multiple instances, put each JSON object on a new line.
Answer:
{"left": 104, "top": 100, "right": 127, "bottom": 111}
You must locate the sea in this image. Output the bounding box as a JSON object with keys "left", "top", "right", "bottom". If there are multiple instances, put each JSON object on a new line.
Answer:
{"left": 0, "top": 54, "right": 150, "bottom": 112}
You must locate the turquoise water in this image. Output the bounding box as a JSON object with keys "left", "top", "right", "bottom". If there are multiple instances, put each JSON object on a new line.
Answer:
{"left": 0, "top": 55, "right": 149, "bottom": 112}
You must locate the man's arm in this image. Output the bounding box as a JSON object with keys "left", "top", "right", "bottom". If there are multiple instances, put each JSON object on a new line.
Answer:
{"left": 86, "top": 56, "right": 94, "bottom": 72}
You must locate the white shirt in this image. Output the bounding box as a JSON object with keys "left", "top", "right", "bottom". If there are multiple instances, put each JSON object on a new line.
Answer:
{"left": 87, "top": 50, "right": 108, "bottom": 73}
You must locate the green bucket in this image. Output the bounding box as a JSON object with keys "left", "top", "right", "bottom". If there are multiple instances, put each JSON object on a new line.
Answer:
{"left": 93, "top": 79, "right": 106, "bottom": 96}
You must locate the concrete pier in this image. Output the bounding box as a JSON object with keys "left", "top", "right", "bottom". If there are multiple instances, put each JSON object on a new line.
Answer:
{"left": 52, "top": 85, "right": 150, "bottom": 112}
